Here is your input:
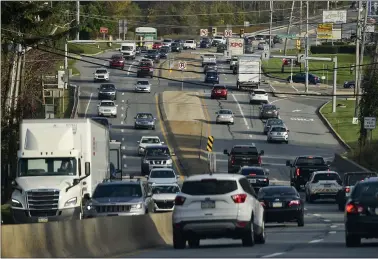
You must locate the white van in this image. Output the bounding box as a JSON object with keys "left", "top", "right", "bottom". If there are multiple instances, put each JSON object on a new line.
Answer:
{"left": 119, "top": 42, "right": 136, "bottom": 59}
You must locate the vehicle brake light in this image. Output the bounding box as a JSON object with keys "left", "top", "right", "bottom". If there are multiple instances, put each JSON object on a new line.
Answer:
{"left": 249, "top": 173, "right": 256, "bottom": 176}
{"left": 345, "top": 203, "right": 364, "bottom": 214}
{"left": 174, "top": 196, "right": 186, "bottom": 206}
{"left": 231, "top": 194, "right": 247, "bottom": 203}
{"left": 149, "top": 68, "right": 153, "bottom": 71}
{"left": 296, "top": 168, "right": 300, "bottom": 176}
{"left": 260, "top": 201, "right": 265, "bottom": 207}
{"left": 289, "top": 200, "right": 300, "bottom": 206}
{"left": 258, "top": 156, "right": 262, "bottom": 165}
{"left": 231, "top": 156, "right": 235, "bottom": 165}
{"left": 345, "top": 186, "right": 351, "bottom": 193}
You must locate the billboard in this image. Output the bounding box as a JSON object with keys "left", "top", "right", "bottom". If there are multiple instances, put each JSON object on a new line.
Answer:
{"left": 323, "top": 10, "right": 347, "bottom": 23}
{"left": 317, "top": 23, "right": 333, "bottom": 39}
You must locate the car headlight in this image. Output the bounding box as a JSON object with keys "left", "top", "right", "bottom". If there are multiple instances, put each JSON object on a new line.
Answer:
{"left": 143, "top": 159, "right": 149, "bottom": 164}
{"left": 11, "top": 198, "right": 23, "bottom": 208}
{"left": 166, "top": 159, "right": 173, "bottom": 165}
{"left": 139, "top": 147, "right": 145, "bottom": 151}
{"left": 64, "top": 197, "right": 77, "bottom": 207}
{"left": 131, "top": 203, "right": 143, "bottom": 209}
{"left": 85, "top": 202, "right": 95, "bottom": 211}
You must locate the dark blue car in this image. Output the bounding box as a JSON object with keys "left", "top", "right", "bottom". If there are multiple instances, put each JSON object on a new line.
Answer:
{"left": 287, "top": 73, "right": 320, "bottom": 85}
{"left": 205, "top": 71, "right": 219, "bottom": 84}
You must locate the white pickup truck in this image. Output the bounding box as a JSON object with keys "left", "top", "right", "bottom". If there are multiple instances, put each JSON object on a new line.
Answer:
{"left": 183, "top": 40, "right": 196, "bottom": 50}
{"left": 201, "top": 54, "right": 217, "bottom": 67}
{"left": 212, "top": 35, "right": 226, "bottom": 45}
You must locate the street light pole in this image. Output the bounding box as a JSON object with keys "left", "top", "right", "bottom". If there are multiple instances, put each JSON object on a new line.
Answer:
{"left": 305, "top": 1, "right": 309, "bottom": 93}
{"left": 354, "top": 0, "right": 362, "bottom": 118}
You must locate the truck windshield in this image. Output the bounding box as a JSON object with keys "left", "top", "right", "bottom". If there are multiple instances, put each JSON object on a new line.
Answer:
{"left": 121, "top": 46, "right": 133, "bottom": 51}
{"left": 18, "top": 157, "right": 77, "bottom": 176}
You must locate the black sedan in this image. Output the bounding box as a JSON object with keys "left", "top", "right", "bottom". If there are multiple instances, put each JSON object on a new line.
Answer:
{"left": 238, "top": 166, "right": 269, "bottom": 191}
{"left": 258, "top": 186, "right": 304, "bottom": 227}
{"left": 171, "top": 42, "right": 182, "bottom": 52}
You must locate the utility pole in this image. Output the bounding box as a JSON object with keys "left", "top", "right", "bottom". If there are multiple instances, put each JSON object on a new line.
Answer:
{"left": 76, "top": 1, "right": 80, "bottom": 41}
{"left": 299, "top": 1, "right": 303, "bottom": 36}
{"left": 332, "top": 56, "right": 338, "bottom": 113}
{"left": 327, "top": 1, "right": 330, "bottom": 10}
{"left": 354, "top": 0, "right": 362, "bottom": 118}
{"left": 269, "top": 1, "right": 273, "bottom": 49}
{"left": 284, "top": 1, "right": 295, "bottom": 55}
{"left": 305, "top": 1, "right": 309, "bottom": 92}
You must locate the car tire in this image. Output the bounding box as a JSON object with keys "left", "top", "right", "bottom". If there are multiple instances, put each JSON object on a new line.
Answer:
{"left": 254, "top": 220, "right": 266, "bottom": 244}
{"left": 285, "top": 141, "right": 289, "bottom": 144}
{"left": 152, "top": 126, "right": 156, "bottom": 130}
{"left": 188, "top": 238, "right": 200, "bottom": 248}
{"left": 297, "top": 213, "right": 304, "bottom": 227}
{"left": 173, "top": 230, "right": 186, "bottom": 249}
{"left": 242, "top": 219, "right": 255, "bottom": 247}
{"left": 345, "top": 233, "right": 361, "bottom": 247}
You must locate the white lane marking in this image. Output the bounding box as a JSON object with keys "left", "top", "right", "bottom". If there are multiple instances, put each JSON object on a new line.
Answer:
{"left": 309, "top": 239, "right": 323, "bottom": 244}
{"left": 127, "top": 61, "right": 136, "bottom": 75}
{"left": 122, "top": 99, "right": 125, "bottom": 103}
{"left": 270, "top": 85, "right": 277, "bottom": 92}
{"left": 121, "top": 107, "right": 124, "bottom": 110}
{"left": 121, "top": 114, "right": 124, "bottom": 117}
{"left": 246, "top": 126, "right": 250, "bottom": 129}
{"left": 122, "top": 138, "right": 125, "bottom": 141}
{"left": 324, "top": 219, "right": 331, "bottom": 222}
{"left": 262, "top": 252, "right": 285, "bottom": 258}
{"left": 313, "top": 214, "right": 321, "bottom": 217}
{"left": 121, "top": 129, "right": 124, "bottom": 132}
{"left": 232, "top": 94, "right": 248, "bottom": 127}
{"left": 249, "top": 134, "right": 253, "bottom": 138}
{"left": 330, "top": 225, "right": 338, "bottom": 228}
{"left": 291, "top": 85, "right": 299, "bottom": 92}
{"left": 84, "top": 93, "right": 93, "bottom": 117}
{"left": 292, "top": 109, "right": 301, "bottom": 112}
{"left": 329, "top": 231, "right": 337, "bottom": 234}
{"left": 121, "top": 146, "right": 126, "bottom": 150}
{"left": 270, "top": 97, "right": 289, "bottom": 104}
{"left": 122, "top": 92, "right": 125, "bottom": 95}
{"left": 121, "top": 121, "right": 124, "bottom": 125}
{"left": 290, "top": 117, "right": 314, "bottom": 122}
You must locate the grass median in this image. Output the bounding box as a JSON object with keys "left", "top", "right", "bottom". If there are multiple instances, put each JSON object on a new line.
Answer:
{"left": 262, "top": 50, "right": 371, "bottom": 85}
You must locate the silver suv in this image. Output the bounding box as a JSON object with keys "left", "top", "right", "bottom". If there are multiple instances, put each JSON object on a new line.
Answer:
{"left": 83, "top": 178, "right": 155, "bottom": 218}
{"left": 134, "top": 112, "right": 156, "bottom": 130}
{"left": 141, "top": 145, "right": 173, "bottom": 176}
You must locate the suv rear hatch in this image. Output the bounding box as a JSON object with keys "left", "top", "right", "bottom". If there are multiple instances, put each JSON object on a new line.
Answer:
{"left": 178, "top": 179, "right": 239, "bottom": 221}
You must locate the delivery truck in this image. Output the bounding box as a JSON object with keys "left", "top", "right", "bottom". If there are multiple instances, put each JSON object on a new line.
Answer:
{"left": 226, "top": 38, "right": 244, "bottom": 63}
{"left": 236, "top": 56, "right": 261, "bottom": 90}
{"left": 10, "top": 119, "right": 120, "bottom": 223}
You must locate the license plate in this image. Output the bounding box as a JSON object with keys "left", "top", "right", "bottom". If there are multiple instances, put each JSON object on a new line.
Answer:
{"left": 217, "top": 91, "right": 221, "bottom": 93}
{"left": 272, "top": 202, "right": 282, "bottom": 208}
{"left": 375, "top": 208, "right": 378, "bottom": 215}
{"left": 105, "top": 109, "right": 110, "bottom": 112}
{"left": 38, "top": 217, "right": 48, "bottom": 223}
{"left": 201, "top": 200, "right": 215, "bottom": 209}
{"left": 249, "top": 179, "right": 257, "bottom": 183}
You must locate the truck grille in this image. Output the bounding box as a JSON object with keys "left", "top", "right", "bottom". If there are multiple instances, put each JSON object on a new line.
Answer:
{"left": 27, "top": 189, "right": 59, "bottom": 216}
{"left": 149, "top": 160, "right": 167, "bottom": 165}
{"left": 155, "top": 200, "right": 174, "bottom": 209}
{"left": 95, "top": 205, "right": 131, "bottom": 213}
{"left": 97, "top": 75, "right": 104, "bottom": 79}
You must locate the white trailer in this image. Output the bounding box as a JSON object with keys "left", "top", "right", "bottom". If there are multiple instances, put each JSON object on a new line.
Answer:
{"left": 226, "top": 38, "right": 244, "bottom": 63}
{"left": 236, "top": 57, "right": 261, "bottom": 90}
{"left": 11, "top": 119, "right": 111, "bottom": 223}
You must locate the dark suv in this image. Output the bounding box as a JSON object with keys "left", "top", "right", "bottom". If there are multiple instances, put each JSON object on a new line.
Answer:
{"left": 97, "top": 84, "right": 117, "bottom": 100}
{"left": 259, "top": 104, "right": 279, "bottom": 120}
{"left": 224, "top": 145, "right": 265, "bottom": 174}
{"left": 141, "top": 145, "right": 173, "bottom": 176}
{"left": 145, "top": 49, "right": 160, "bottom": 63}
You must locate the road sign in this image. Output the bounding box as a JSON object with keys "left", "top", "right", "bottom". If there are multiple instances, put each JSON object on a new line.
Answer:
{"left": 224, "top": 30, "right": 232, "bottom": 38}
{"left": 178, "top": 61, "right": 187, "bottom": 70}
{"left": 261, "top": 51, "right": 270, "bottom": 60}
{"left": 224, "top": 50, "right": 231, "bottom": 59}
{"left": 206, "top": 136, "right": 214, "bottom": 152}
{"left": 200, "top": 29, "right": 208, "bottom": 36}
{"left": 323, "top": 10, "right": 347, "bottom": 24}
{"left": 100, "top": 27, "right": 108, "bottom": 34}
{"left": 317, "top": 23, "right": 333, "bottom": 39}
{"left": 297, "top": 53, "right": 305, "bottom": 63}
{"left": 364, "top": 117, "right": 376, "bottom": 129}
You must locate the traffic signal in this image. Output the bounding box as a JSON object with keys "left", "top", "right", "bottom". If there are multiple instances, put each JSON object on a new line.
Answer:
{"left": 296, "top": 40, "right": 301, "bottom": 50}
{"left": 240, "top": 29, "right": 244, "bottom": 35}
{"left": 212, "top": 27, "right": 217, "bottom": 35}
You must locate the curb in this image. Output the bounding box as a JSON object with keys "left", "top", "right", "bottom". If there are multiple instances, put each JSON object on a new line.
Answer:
{"left": 269, "top": 84, "right": 287, "bottom": 98}
{"left": 317, "top": 100, "right": 351, "bottom": 151}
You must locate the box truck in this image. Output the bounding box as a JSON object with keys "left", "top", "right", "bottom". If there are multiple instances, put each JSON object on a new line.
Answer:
{"left": 236, "top": 56, "right": 261, "bottom": 90}
{"left": 11, "top": 119, "right": 116, "bottom": 223}
{"left": 226, "top": 38, "right": 244, "bottom": 63}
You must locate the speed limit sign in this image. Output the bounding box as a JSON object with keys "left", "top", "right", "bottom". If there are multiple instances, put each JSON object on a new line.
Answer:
{"left": 178, "top": 61, "right": 187, "bottom": 70}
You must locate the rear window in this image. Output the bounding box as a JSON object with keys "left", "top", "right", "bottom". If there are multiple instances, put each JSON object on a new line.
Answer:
{"left": 258, "top": 187, "right": 297, "bottom": 198}
{"left": 296, "top": 157, "right": 325, "bottom": 166}
{"left": 347, "top": 173, "right": 376, "bottom": 185}
{"left": 137, "top": 81, "right": 149, "bottom": 85}
{"left": 267, "top": 119, "right": 283, "bottom": 126}
{"left": 263, "top": 105, "right": 277, "bottom": 110}
{"left": 241, "top": 168, "right": 264, "bottom": 176}
{"left": 254, "top": 90, "right": 266, "bottom": 95}
{"left": 313, "top": 173, "right": 341, "bottom": 182}
{"left": 181, "top": 180, "right": 237, "bottom": 195}
{"left": 207, "top": 72, "right": 217, "bottom": 76}
{"left": 271, "top": 127, "right": 286, "bottom": 132}
{"left": 231, "top": 146, "right": 258, "bottom": 155}
{"left": 214, "top": 86, "right": 226, "bottom": 90}
{"left": 351, "top": 182, "right": 378, "bottom": 200}
{"left": 214, "top": 36, "right": 223, "bottom": 39}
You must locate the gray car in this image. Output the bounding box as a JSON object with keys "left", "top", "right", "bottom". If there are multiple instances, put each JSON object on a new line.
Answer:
{"left": 259, "top": 104, "right": 280, "bottom": 120}
{"left": 83, "top": 179, "right": 155, "bottom": 218}
{"left": 141, "top": 145, "right": 173, "bottom": 176}
{"left": 264, "top": 118, "right": 285, "bottom": 134}
{"left": 134, "top": 112, "right": 156, "bottom": 130}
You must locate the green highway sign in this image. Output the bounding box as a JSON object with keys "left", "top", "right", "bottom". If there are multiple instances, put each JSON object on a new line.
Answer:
{"left": 277, "top": 34, "right": 296, "bottom": 39}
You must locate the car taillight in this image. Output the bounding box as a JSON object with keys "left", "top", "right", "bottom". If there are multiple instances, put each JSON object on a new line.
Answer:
{"left": 174, "top": 196, "right": 186, "bottom": 206}
{"left": 296, "top": 168, "right": 300, "bottom": 176}
{"left": 222, "top": 90, "right": 226, "bottom": 94}
{"left": 258, "top": 156, "right": 262, "bottom": 165}
{"left": 232, "top": 194, "right": 247, "bottom": 203}
{"left": 260, "top": 201, "right": 266, "bottom": 207}
{"left": 149, "top": 68, "right": 153, "bottom": 71}
{"left": 231, "top": 156, "right": 235, "bottom": 165}
{"left": 345, "top": 203, "right": 364, "bottom": 214}
{"left": 345, "top": 186, "right": 350, "bottom": 193}
{"left": 289, "top": 200, "right": 300, "bottom": 206}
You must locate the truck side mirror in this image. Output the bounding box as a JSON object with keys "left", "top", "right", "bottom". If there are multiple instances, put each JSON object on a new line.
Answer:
{"left": 85, "top": 162, "right": 90, "bottom": 176}
{"left": 286, "top": 160, "right": 291, "bottom": 166}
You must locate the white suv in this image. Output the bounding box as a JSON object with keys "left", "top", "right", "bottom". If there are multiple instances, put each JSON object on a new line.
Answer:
{"left": 172, "top": 173, "right": 265, "bottom": 249}
{"left": 305, "top": 171, "right": 342, "bottom": 203}
{"left": 249, "top": 89, "right": 269, "bottom": 104}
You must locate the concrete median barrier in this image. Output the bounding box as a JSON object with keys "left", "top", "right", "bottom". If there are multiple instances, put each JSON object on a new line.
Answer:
{"left": 1, "top": 213, "right": 172, "bottom": 257}
{"left": 158, "top": 91, "right": 210, "bottom": 176}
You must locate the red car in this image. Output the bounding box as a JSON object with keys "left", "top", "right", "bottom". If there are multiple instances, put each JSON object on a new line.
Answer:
{"left": 109, "top": 54, "right": 125, "bottom": 69}
{"left": 211, "top": 85, "right": 228, "bottom": 100}
{"left": 152, "top": 42, "right": 162, "bottom": 49}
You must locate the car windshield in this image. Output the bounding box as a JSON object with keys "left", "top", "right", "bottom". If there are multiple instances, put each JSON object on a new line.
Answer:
{"left": 160, "top": 48, "right": 168, "bottom": 53}
{"left": 112, "top": 55, "right": 122, "bottom": 60}
{"left": 93, "top": 184, "right": 142, "bottom": 198}
{"left": 100, "top": 102, "right": 115, "bottom": 107}
{"left": 137, "top": 113, "right": 153, "bottom": 119}
{"left": 313, "top": 173, "right": 341, "bottom": 182}
{"left": 18, "top": 157, "right": 77, "bottom": 176}
{"left": 146, "top": 147, "right": 170, "bottom": 156}
{"left": 214, "top": 86, "right": 226, "bottom": 90}
{"left": 232, "top": 57, "right": 238, "bottom": 61}
{"left": 241, "top": 168, "right": 265, "bottom": 176}
{"left": 171, "top": 43, "right": 178, "bottom": 47}
{"left": 214, "top": 36, "right": 223, "bottom": 39}
{"left": 154, "top": 42, "right": 161, "bottom": 45}
{"left": 147, "top": 50, "right": 158, "bottom": 54}
{"left": 91, "top": 118, "right": 109, "bottom": 127}
{"left": 121, "top": 46, "right": 133, "bottom": 51}
{"left": 141, "top": 138, "right": 160, "bottom": 144}
{"left": 296, "top": 157, "right": 325, "bottom": 166}
{"left": 347, "top": 173, "right": 376, "bottom": 185}
{"left": 100, "top": 84, "right": 115, "bottom": 90}
{"left": 204, "top": 54, "right": 215, "bottom": 57}
{"left": 258, "top": 187, "right": 297, "bottom": 197}
{"left": 137, "top": 81, "right": 149, "bottom": 85}
{"left": 207, "top": 72, "right": 217, "bottom": 76}
{"left": 152, "top": 185, "right": 180, "bottom": 194}
{"left": 150, "top": 170, "right": 175, "bottom": 178}
{"left": 271, "top": 127, "right": 286, "bottom": 132}
{"left": 182, "top": 180, "right": 237, "bottom": 195}
{"left": 219, "top": 110, "right": 232, "bottom": 115}
{"left": 351, "top": 182, "right": 378, "bottom": 200}
{"left": 231, "top": 146, "right": 258, "bottom": 155}
{"left": 263, "top": 105, "right": 277, "bottom": 110}
{"left": 267, "top": 119, "right": 283, "bottom": 126}
{"left": 96, "top": 69, "right": 107, "bottom": 74}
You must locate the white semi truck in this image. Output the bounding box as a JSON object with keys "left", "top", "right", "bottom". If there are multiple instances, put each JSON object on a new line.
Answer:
{"left": 236, "top": 56, "right": 261, "bottom": 90}
{"left": 10, "top": 119, "right": 120, "bottom": 223}
{"left": 226, "top": 38, "right": 244, "bottom": 63}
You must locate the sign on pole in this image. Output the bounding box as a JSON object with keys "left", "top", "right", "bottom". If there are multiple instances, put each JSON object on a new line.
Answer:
{"left": 200, "top": 29, "right": 208, "bottom": 37}
{"left": 261, "top": 51, "right": 270, "bottom": 60}
{"left": 297, "top": 53, "right": 305, "bottom": 63}
{"left": 364, "top": 117, "right": 376, "bottom": 129}
{"left": 178, "top": 61, "right": 187, "bottom": 70}
{"left": 317, "top": 23, "right": 333, "bottom": 39}
{"left": 100, "top": 27, "right": 108, "bottom": 34}
{"left": 244, "top": 21, "right": 250, "bottom": 27}
{"left": 224, "top": 29, "right": 233, "bottom": 38}
{"left": 366, "top": 24, "right": 375, "bottom": 33}
{"left": 323, "top": 10, "right": 347, "bottom": 24}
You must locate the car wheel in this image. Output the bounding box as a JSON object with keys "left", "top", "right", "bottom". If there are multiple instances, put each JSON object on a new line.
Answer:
{"left": 285, "top": 140, "right": 289, "bottom": 144}
{"left": 173, "top": 230, "right": 186, "bottom": 249}
{"left": 254, "top": 220, "right": 266, "bottom": 244}
{"left": 345, "top": 233, "right": 361, "bottom": 247}
{"left": 152, "top": 126, "right": 156, "bottom": 130}
{"left": 297, "top": 213, "right": 304, "bottom": 227}
{"left": 242, "top": 219, "right": 255, "bottom": 247}
{"left": 188, "top": 238, "right": 200, "bottom": 248}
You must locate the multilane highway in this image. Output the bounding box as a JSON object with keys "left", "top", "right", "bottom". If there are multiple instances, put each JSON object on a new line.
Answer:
{"left": 71, "top": 31, "right": 376, "bottom": 259}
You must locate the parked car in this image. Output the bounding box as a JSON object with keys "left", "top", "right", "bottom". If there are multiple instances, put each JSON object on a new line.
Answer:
{"left": 287, "top": 73, "right": 320, "bottom": 85}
